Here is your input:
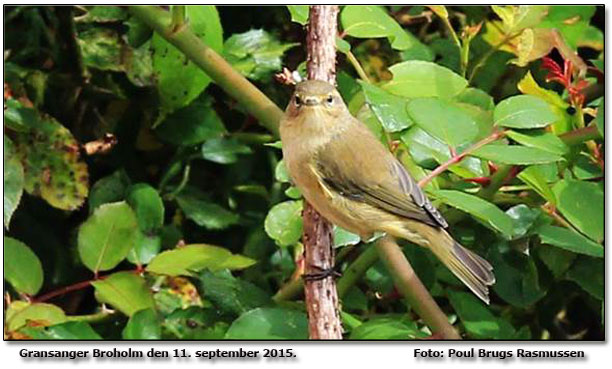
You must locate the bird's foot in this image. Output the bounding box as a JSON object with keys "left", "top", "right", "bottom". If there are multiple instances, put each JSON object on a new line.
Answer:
{"left": 302, "top": 264, "right": 342, "bottom": 281}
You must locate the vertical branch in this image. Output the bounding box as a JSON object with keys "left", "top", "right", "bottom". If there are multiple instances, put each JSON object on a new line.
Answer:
{"left": 303, "top": 5, "right": 343, "bottom": 340}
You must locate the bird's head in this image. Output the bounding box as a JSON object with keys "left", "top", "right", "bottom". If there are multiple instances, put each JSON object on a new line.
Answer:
{"left": 284, "top": 80, "right": 347, "bottom": 120}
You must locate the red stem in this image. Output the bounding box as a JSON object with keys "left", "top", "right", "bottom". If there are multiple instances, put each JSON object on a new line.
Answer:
{"left": 418, "top": 130, "right": 506, "bottom": 188}
{"left": 34, "top": 279, "right": 96, "bottom": 303}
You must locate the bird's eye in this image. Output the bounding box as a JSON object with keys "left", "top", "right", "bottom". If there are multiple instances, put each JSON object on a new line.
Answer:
{"left": 294, "top": 96, "right": 302, "bottom": 106}
{"left": 326, "top": 95, "right": 334, "bottom": 104}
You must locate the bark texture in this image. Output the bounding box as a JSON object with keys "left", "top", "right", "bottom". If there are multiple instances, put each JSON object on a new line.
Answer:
{"left": 303, "top": 5, "right": 343, "bottom": 340}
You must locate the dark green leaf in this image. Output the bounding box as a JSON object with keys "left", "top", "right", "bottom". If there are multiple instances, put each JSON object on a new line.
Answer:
{"left": 89, "top": 170, "right": 131, "bottom": 213}
{"left": 152, "top": 6, "right": 223, "bottom": 112}
{"left": 201, "top": 138, "right": 252, "bottom": 164}
{"left": 494, "top": 95, "right": 558, "bottom": 128}
{"left": 225, "top": 307, "right": 307, "bottom": 339}
{"left": 155, "top": 101, "right": 226, "bottom": 146}
{"left": 448, "top": 291, "right": 516, "bottom": 339}
{"left": 127, "top": 233, "right": 162, "bottom": 265}
{"left": 77, "top": 202, "right": 140, "bottom": 273}
{"left": 21, "top": 321, "right": 102, "bottom": 340}
{"left": 536, "top": 245, "right": 576, "bottom": 278}
{"left": 199, "top": 270, "right": 271, "bottom": 316}
{"left": 552, "top": 179, "right": 603, "bottom": 242}
{"left": 176, "top": 192, "right": 239, "bottom": 230}
{"left": 126, "top": 183, "right": 164, "bottom": 232}
{"left": 566, "top": 256, "right": 603, "bottom": 300}
{"left": 432, "top": 190, "right": 514, "bottom": 238}
{"left": 506, "top": 204, "right": 540, "bottom": 238}
{"left": 4, "top": 237, "right": 43, "bottom": 295}
{"left": 224, "top": 29, "right": 298, "bottom": 80}
{"left": 4, "top": 136, "right": 24, "bottom": 228}
{"left": 91, "top": 272, "right": 155, "bottom": 316}
{"left": 122, "top": 308, "right": 161, "bottom": 339}
{"left": 489, "top": 245, "right": 547, "bottom": 308}
{"left": 163, "top": 307, "right": 228, "bottom": 339}
{"left": 537, "top": 225, "right": 603, "bottom": 257}
{"left": 517, "top": 165, "right": 556, "bottom": 204}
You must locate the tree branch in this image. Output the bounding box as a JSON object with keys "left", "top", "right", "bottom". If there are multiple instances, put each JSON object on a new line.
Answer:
{"left": 128, "top": 6, "right": 283, "bottom": 136}
{"left": 376, "top": 235, "right": 461, "bottom": 339}
{"left": 302, "top": 5, "right": 343, "bottom": 340}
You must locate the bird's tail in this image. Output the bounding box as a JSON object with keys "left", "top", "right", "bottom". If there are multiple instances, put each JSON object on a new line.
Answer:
{"left": 404, "top": 224, "right": 495, "bottom": 304}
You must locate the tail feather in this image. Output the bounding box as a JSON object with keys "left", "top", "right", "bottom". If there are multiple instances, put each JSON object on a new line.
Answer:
{"left": 422, "top": 228, "right": 495, "bottom": 304}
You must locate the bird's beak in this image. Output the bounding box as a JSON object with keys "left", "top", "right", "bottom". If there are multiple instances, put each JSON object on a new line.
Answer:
{"left": 303, "top": 96, "right": 320, "bottom": 106}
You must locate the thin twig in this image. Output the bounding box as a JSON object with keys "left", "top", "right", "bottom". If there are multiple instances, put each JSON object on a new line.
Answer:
{"left": 418, "top": 130, "right": 506, "bottom": 188}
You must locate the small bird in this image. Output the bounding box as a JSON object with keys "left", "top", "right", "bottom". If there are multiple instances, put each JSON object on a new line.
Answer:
{"left": 280, "top": 80, "right": 495, "bottom": 304}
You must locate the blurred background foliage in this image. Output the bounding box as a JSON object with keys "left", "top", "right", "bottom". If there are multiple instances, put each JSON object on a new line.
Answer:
{"left": 3, "top": 5, "right": 604, "bottom": 340}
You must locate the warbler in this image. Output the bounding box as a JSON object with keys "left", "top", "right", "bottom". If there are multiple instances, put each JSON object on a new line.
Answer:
{"left": 280, "top": 80, "right": 495, "bottom": 304}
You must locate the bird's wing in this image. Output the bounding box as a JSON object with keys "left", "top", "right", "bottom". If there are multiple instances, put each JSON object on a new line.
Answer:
{"left": 314, "top": 122, "right": 448, "bottom": 228}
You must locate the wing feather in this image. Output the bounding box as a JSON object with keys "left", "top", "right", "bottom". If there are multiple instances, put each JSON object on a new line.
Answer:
{"left": 315, "top": 122, "right": 448, "bottom": 228}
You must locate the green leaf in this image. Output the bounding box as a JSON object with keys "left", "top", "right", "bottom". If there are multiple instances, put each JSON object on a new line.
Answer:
{"left": 537, "top": 225, "right": 602, "bottom": 258}
{"left": 91, "top": 272, "right": 155, "bottom": 316}
{"left": 201, "top": 138, "right": 252, "bottom": 164}
{"left": 359, "top": 81, "right": 413, "bottom": 132}
{"left": 162, "top": 307, "right": 228, "bottom": 339}
{"left": 287, "top": 5, "right": 309, "bottom": 25}
{"left": 89, "top": 170, "right": 130, "bottom": 213}
{"left": 566, "top": 256, "right": 603, "bottom": 300}
{"left": 127, "top": 233, "right": 162, "bottom": 265}
{"left": 334, "top": 226, "right": 361, "bottom": 248}
{"left": 384, "top": 61, "right": 468, "bottom": 98}
{"left": 536, "top": 245, "right": 576, "bottom": 278}
{"left": 432, "top": 190, "right": 514, "bottom": 238}
{"left": 76, "top": 6, "right": 126, "bottom": 23}
{"left": 517, "top": 165, "right": 556, "bottom": 204}
{"left": 152, "top": 6, "right": 223, "bottom": 112}
{"left": 471, "top": 144, "right": 563, "bottom": 164}
{"left": 341, "top": 6, "right": 418, "bottom": 50}
{"left": 4, "top": 237, "right": 43, "bottom": 295}
{"left": 5, "top": 301, "right": 66, "bottom": 332}
{"left": 447, "top": 291, "right": 516, "bottom": 339}
{"left": 225, "top": 308, "right": 307, "bottom": 339}
{"left": 407, "top": 97, "right": 479, "bottom": 147}
{"left": 336, "top": 37, "right": 351, "bottom": 54}
{"left": 264, "top": 200, "right": 303, "bottom": 247}
{"left": 224, "top": 29, "right": 298, "bottom": 80}
{"left": 176, "top": 192, "right": 239, "bottom": 230}
{"left": 146, "top": 244, "right": 255, "bottom": 276}
{"left": 199, "top": 270, "right": 271, "bottom": 315}
{"left": 401, "top": 127, "right": 486, "bottom": 178}
{"left": 489, "top": 245, "right": 547, "bottom": 308}
{"left": 494, "top": 95, "right": 558, "bottom": 128}
{"left": 595, "top": 98, "right": 604, "bottom": 136}
{"left": 505, "top": 204, "right": 540, "bottom": 239}
{"left": 552, "top": 179, "right": 603, "bottom": 242}
{"left": 454, "top": 87, "right": 495, "bottom": 111}
{"left": 77, "top": 202, "right": 140, "bottom": 273}
{"left": 21, "top": 321, "right": 101, "bottom": 339}
{"left": 126, "top": 183, "right": 164, "bottom": 232}
{"left": 11, "top": 110, "right": 89, "bottom": 210}
{"left": 505, "top": 130, "right": 569, "bottom": 155}
{"left": 274, "top": 160, "right": 291, "bottom": 183}
{"left": 122, "top": 308, "right": 161, "bottom": 339}
{"left": 349, "top": 318, "right": 427, "bottom": 339}
{"left": 4, "top": 136, "right": 24, "bottom": 228}
{"left": 155, "top": 100, "right": 225, "bottom": 146}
